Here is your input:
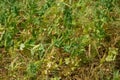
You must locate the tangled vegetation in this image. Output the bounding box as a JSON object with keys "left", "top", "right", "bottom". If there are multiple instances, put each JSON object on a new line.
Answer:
{"left": 0, "top": 0, "right": 120, "bottom": 80}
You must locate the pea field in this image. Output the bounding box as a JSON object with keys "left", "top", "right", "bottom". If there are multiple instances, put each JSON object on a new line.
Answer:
{"left": 0, "top": 0, "right": 120, "bottom": 80}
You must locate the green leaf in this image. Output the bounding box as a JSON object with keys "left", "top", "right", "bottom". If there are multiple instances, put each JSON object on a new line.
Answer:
{"left": 106, "top": 47, "right": 118, "bottom": 62}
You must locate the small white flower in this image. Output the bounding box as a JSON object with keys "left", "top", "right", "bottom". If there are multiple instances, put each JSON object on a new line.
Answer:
{"left": 20, "top": 43, "right": 25, "bottom": 51}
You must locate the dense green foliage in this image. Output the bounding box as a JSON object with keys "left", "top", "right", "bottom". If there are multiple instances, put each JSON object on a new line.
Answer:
{"left": 0, "top": 0, "right": 120, "bottom": 79}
